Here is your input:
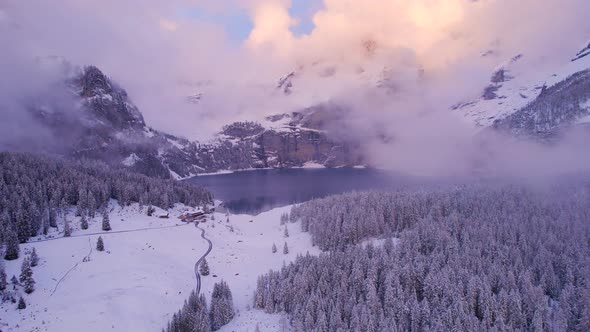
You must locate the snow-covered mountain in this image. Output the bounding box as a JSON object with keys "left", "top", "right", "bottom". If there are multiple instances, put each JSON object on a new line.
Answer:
{"left": 455, "top": 42, "right": 590, "bottom": 136}
{"left": 10, "top": 64, "right": 362, "bottom": 179}
{"left": 8, "top": 39, "right": 590, "bottom": 178}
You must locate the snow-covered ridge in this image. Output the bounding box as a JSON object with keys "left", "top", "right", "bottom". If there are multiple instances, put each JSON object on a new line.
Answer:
{"left": 456, "top": 46, "right": 590, "bottom": 128}
{"left": 572, "top": 41, "right": 590, "bottom": 62}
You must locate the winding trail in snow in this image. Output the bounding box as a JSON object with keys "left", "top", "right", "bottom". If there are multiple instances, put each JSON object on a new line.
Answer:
{"left": 194, "top": 222, "right": 213, "bottom": 294}
{"left": 50, "top": 262, "right": 80, "bottom": 296}
{"left": 29, "top": 220, "right": 212, "bottom": 296}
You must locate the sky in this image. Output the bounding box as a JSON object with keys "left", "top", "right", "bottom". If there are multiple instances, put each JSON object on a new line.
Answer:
{"left": 1, "top": 0, "right": 590, "bottom": 176}
{"left": 180, "top": 0, "right": 321, "bottom": 42}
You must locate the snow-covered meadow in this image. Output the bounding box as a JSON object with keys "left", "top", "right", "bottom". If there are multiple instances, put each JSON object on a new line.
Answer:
{"left": 0, "top": 202, "right": 318, "bottom": 332}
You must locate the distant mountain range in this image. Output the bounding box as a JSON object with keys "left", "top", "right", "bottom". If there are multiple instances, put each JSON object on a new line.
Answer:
{"left": 11, "top": 64, "right": 362, "bottom": 179}
{"left": 4, "top": 41, "right": 590, "bottom": 179}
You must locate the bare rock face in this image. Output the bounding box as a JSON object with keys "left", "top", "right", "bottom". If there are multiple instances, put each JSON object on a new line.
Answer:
{"left": 255, "top": 128, "right": 361, "bottom": 168}
{"left": 213, "top": 104, "right": 365, "bottom": 170}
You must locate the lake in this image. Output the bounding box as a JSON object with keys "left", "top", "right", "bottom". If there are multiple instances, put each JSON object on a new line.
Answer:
{"left": 185, "top": 168, "right": 418, "bottom": 214}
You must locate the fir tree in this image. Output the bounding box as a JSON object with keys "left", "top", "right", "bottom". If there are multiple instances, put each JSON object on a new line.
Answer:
{"left": 0, "top": 266, "right": 7, "bottom": 291}
{"left": 199, "top": 258, "right": 210, "bottom": 276}
{"left": 96, "top": 236, "right": 104, "bottom": 251}
{"left": 4, "top": 225, "right": 20, "bottom": 260}
{"left": 63, "top": 219, "right": 72, "bottom": 237}
{"left": 19, "top": 257, "right": 35, "bottom": 294}
{"left": 284, "top": 226, "right": 289, "bottom": 238}
{"left": 88, "top": 191, "right": 96, "bottom": 218}
{"left": 80, "top": 214, "right": 89, "bottom": 230}
{"left": 30, "top": 247, "right": 39, "bottom": 267}
{"left": 102, "top": 212, "right": 111, "bottom": 231}
{"left": 280, "top": 212, "right": 289, "bottom": 225}
{"left": 11, "top": 275, "right": 18, "bottom": 286}
{"left": 49, "top": 208, "right": 57, "bottom": 228}
{"left": 272, "top": 243, "right": 277, "bottom": 253}
{"left": 17, "top": 296, "right": 26, "bottom": 310}
{"left": 283, "top": 242, "right": 289, "bottom": 255}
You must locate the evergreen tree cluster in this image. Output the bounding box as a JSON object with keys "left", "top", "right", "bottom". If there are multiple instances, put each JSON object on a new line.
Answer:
{"left": 256, "top": 185, "right": 590, "bottom": 331}
{"left": 210, "top": 280, "right": 235, "bottom": 330}
{"left": 0, "top": 152, "right": 212, "bottom": 251}
{"left": 165, "top": 281, "right": 234, "bottom": 332}
{"left": 166, "top": 290, "right": 211, "bottom": 332}
{"left": 1, "top": 248, "right": 38, "bottom": 309}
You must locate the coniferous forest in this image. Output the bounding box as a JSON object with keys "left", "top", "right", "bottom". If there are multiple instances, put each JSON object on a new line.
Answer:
{"left": 0, "top": 152, "right": 212, "bottom": 251}
{"left": 256, "top": 185, "right": 590, "bottom": 331}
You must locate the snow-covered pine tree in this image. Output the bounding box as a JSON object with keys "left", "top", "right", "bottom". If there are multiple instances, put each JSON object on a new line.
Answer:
{"left": 80, "top": 214, "right": 89, "bottom": 230}
{"left": 102, "top": 212, "right": 111, "bottom": 231}
{"left": 17, "top": 296, "right": 26, "bottom": 310}
{"left": 49, "top": 207, "right": 57, "bottom": 228}
{"left": 272, "top": 243, "right": 277, "bottom": 253}
{"left": 11, "top": 275, "right": 18, "bottom": 287}
{"left": 147, "top": 205, "right": 155, "bottom": 216}
{"left": 199, "top": 258, "right": 210, "bottom": 276}
{"left": 165, "top": 291, "right": 211, "bottom": 332}
{"left": 96, "top": 236, "right": 104, "bottom": 251}
{"left": 88, "top": 191, "right": 96, "bottom": 218}
{"left": 15, "top": 209, "right": 31, "bottom": 243}
{"left": 280, "top": 212, "right": 289, "bottom": 225}
{"left": 210, "top": 280, "right": 235, "bottom": 330}
{"left": 284, "top": 226, "right": 289, "bottom": 238}
{"left": 0, "top": 266, "right": 7, "bottom": 291}
{"left": 19, "top": 257, "right": 35, "bottom": 294}
{"left": 283, "top": 242, "right": 289, "bottom": 255}
{"left": 64, "top": 219, "right": 72, "bottom": 237}
{"left": 4, "top": 225, "right": 20, "bottom": 260}
{"left": 30, "top": 248, "right": 39, "bottom": 267}
{"left": 75, "top": 202, "right": 83, "bottom": 217}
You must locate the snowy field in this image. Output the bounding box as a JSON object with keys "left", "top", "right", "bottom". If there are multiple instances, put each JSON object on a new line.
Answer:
{"left": 0, "top": 202, "right": 319, "bottom": 332}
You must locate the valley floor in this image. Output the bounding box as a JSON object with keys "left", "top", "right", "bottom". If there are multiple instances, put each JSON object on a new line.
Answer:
{"left": 0, "top": 203, "right": 319, "bottom": 332}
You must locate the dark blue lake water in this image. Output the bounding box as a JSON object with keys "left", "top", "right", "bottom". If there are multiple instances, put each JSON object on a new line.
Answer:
{"left": 185, "top": 168, "right": 417, "bottom": 214}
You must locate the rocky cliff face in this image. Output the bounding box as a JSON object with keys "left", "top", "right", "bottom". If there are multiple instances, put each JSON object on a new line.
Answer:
{"left": 215, "top": 114, "right": 364, "bottom": 169}
{"left": 24, "top": 65, "right": 203, "bottom": 179}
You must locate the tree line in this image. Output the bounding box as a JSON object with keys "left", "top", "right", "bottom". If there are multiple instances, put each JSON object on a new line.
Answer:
{"left": 0, "top": 152, "right": 212, "bottom": 259}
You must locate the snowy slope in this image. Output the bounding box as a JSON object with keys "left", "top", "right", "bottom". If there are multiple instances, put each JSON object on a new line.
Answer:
{"left": 203, "top": 206, "right": 321, "bottom": 332}
{"left": 455, "top": 45, "right": 590, "bottom": 128}
{"left": 0, "top": 203, "right": 318, "bottom": 332}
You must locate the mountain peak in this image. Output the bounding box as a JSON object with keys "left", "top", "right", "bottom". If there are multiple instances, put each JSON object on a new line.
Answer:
{"left": 76, "top": 65, "right": 145, "bottom": 129}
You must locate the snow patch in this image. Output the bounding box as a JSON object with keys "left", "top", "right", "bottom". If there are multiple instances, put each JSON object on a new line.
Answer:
{"left": 121, "top": 153, "right": 140, "bottom": 166}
